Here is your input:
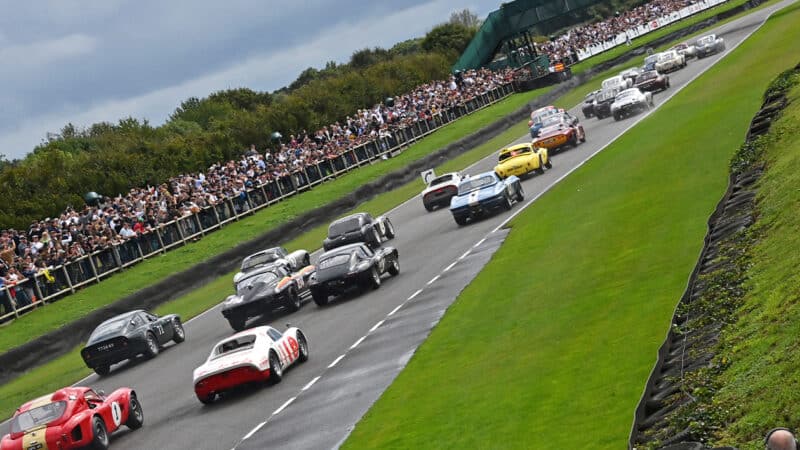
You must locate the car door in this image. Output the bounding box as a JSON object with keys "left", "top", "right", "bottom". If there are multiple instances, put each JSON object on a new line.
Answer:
{"left": 143, "top": 312, "right": 171, "bottom": 345}
{"left": 267, "top": 327, "right": 298, "bottom": 367}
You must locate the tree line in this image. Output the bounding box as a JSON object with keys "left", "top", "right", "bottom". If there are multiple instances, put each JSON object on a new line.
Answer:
{"left": 0, "top": 11, "right": 480, "bottom": 230}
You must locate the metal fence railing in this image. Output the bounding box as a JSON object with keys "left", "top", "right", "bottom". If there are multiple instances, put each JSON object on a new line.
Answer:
{"left": 0, "top": 83, "right": 517, "bottom": 324}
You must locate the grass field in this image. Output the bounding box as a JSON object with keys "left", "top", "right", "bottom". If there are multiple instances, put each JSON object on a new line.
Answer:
{"left": 0, "top": 0, "right": 783, "bottom": 421}
{"left": 342, "top": 3, "right": 800, "bottom": 449}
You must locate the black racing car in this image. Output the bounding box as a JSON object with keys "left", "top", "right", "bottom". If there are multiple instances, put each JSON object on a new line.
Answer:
{"left": 581, "top": 90, "right": 600, "bottom": 119}
{"left": 222, "top": 263, "right": 314, "bottom": 331}
{"left": 322, "top": 212, "right": 395, "bottom": 251}
{"left": 593, "top": 87, "right": 620, "bottom": 119}
{"left": 81, "top": 310, "right": 185, "bottom": 375}
{"left": 309, "top": 243, "right": 399, "bottom": 306}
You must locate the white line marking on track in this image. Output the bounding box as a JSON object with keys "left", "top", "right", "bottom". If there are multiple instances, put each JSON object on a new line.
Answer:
{"left": 369, "top": 320, "right": 385, "bottom": 333}
{"left": 302, "top": 376, "right": 321, "bottom": 392}
{"left": 444, "top": 261, "right": 457, "bottom": 272}
{"left": 242, "top": 421, "right": 266, "bottom": 441}
{"left": 408, "top": 289, "right": 422, "bottom": 300}
{"left": 273, "top": 397, "right": 296, "bottom": 416}
{"left": 388, "top": 304, "right": 404, "bottom": 316}
{"left": 350, "top": 336, "right": 366, "bottom": 349}
{"left": 328, "top": 355, "right": 345, "bottom": 368}
{"left": 458, "top": 249, "right": 471, "bottom": 260}
{"left": 474, "top": 238, "right": 486, "bottom": 248}
{"left": 426, "top": 275, "right": 440, "bottom": 285}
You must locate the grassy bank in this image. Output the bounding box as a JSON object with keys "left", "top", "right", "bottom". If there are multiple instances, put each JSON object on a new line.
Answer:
{"left": 709, "top": 71, "right": 800, "bottom": 448}
{"left": 342, "top": 3, "right": 800, "bottom": 448}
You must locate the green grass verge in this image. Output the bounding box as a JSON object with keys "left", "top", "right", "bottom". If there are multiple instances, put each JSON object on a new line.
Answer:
{"left": 0, "top": 86, "right": 550, "bottom": 354}
{"left": 342, "top": 3, "right": 800, "bottom": 449}
{"left": 0, "top": 0, "right": 784, "bottom": 421}
{"left": 710, "top": 75, "right": 800, "bottom": 448}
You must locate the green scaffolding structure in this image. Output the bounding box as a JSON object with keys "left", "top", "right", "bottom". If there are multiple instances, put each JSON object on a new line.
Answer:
{"left": 454, "top": 0, "right": 606, "bottom": 72}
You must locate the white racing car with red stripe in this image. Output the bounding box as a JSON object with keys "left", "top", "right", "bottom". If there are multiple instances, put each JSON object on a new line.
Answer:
{"left": 192, "top": 325, "right": 309, "bottom": 404}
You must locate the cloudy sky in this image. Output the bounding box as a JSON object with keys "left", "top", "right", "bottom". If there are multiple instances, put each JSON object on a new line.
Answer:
{"left": 0, "top": 0, "right": 500, "bottom": 160}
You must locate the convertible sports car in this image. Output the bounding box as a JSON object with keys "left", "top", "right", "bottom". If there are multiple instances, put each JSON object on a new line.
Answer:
{"left": 80, "top": 310, "right": 185, "bottom": 376}
{"left": 193, "top": 325, "right": 308, "bottom": 404}
{"left": 223, "top": 263, "right": 315, "bottom": 331}
{"left": 450, "top": 171, "right": 523, "bottom": 225}
{"left": 581, "top": 90, "right": 601, "bottom": 118}
{"left": 531, "top": 113, "right": 586, "bottom": 151}
{"left": 421, "top": 172, "right": 464, "bottom": 212}
{"left": 323, "top": 212, "right": 395, "bottom": 251}
{"left": 233, "top": 247, "right": 310, "bottom": 286}
{"left": 494, "top": 143, "right": 551, "bottom": 179}
{"left": 1, "top": 386, "right": 143, "bottom": 450}
{"left": 528, "top": 105, "right": 563, "bottom": 138}
{"left": 601, "top": 75, "right": 633, "bottom": 91}
{"left": 593, "top": 87, "right": 621, "bottom": 119}
{"left": 695, "top": 34, "right": 725, "bottom": 58}
{"left": 308, "top": 243, "right": 399, "bottom": 305}
{"left": 611, "top": 88, "right": 654, "bottom": 121}
{"left": 654, "top": 50, "right": 686, "bottom": 73}
{"left": 634, "top": 70, "right": 670, "bottom": 92}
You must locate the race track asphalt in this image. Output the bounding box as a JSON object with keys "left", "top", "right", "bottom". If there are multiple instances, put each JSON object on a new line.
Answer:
{"left": 1, "top": 3, "right": 792, "bottom": 448}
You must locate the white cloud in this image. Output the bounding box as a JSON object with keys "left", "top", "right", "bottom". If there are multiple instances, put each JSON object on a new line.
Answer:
{"left": 0, "top": 34, "right": 97, "bottom": 71}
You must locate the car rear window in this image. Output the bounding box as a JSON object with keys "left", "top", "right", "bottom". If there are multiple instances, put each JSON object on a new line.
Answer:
{"left": 213, "top": 335, "right": 257, "bottom": 358}
{"left": 328, "top": 218, "right": 361, "bottom": 238}
{"left": 319, "top": 253, "right": 351, "bottom": 269}
{"left": 242, "top": 251, "right": 280, "bottom": 270}
{"left": 429, "top": 174, "right": 453, "bottom": 186}
{"left": 11, "top": 401, "right": 67, "bottom": 434}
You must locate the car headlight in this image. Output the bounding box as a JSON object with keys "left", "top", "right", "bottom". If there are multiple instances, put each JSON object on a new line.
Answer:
{"left": 225, "top": 295, "right": 244, "bottom": 306}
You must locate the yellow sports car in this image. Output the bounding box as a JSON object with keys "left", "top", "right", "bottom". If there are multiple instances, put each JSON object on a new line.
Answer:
{"left": 494, "top": 143, "right": 551, "bottom": 179}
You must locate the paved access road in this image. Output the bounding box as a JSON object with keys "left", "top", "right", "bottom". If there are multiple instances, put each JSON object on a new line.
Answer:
{"left": 1, "top": 2, "right": 792, "bottom": 448}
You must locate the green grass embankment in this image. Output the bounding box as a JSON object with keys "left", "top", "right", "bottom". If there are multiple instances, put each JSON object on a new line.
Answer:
{"left": 709, "top": 72, "right": 800, "bottom": 449}
{"left": 342, "top": 3, "right": 800, "bottom": 449}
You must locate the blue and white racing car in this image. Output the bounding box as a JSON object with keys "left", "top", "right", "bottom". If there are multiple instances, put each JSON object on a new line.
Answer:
{"left": 449, "top": 171, "right": 524, "bottom": 226}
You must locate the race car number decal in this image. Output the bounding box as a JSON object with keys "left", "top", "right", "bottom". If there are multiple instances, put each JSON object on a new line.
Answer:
{"left": 111, "top": 401, "right": 122, "bottom": 427}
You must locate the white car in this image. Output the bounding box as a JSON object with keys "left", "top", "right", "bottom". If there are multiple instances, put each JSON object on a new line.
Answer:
{"left": 192, "top": 325, "right": 308, "bottom": 404}
{"left": 695, "top": 34, "right": 725, "bottom": 58}
{"left": 601, "top": 75, "right": 633, "bottom": 91}
{"left": 421, "top": 172, "right": 464, "bottom": 212}
{"left": 233, "top": 246, "right": 310, "bottom": 285}
{"left": 611, "top": 88, "right": 654, "bottom": 121}
{"left": 619, "top": 67, "right": 641, "bottom": 82}
{"left": 654, "top": 50, "right": 686, "bottom": 73}
{"left": 643, "top": 53, "right": 660, "bottom": 72}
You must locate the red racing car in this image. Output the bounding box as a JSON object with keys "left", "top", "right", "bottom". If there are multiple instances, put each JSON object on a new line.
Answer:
{"left": 531, "top": 113, "right": 586, "bottom": 152}
{"left": 1, "top": 386, "right": 143, "bottom": 450}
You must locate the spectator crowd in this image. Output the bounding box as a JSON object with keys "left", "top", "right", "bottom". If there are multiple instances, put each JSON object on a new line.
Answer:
{"left": 530, "top": 0, "right": 700, "bottom": 63}
{"left": 0, "top": 67, "right": 518, "bottom": 319}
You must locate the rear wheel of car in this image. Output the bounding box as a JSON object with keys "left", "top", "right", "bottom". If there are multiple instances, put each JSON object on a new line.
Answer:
{"left": 580, "top": 130, "right": 586, "bottom": 143}
{"left": 94, "top": 365, "right": 110, "bottom": 377}
{"left": 388, "top": 258, "right": 400, "bottom": 276}
{"left": 125, "top": 394, "right": 144, "bottom": 430}
{"left": 143, "top": 332, "right": 159, "bottom": 359}
{"left": 502, "top": 193, "right": 513, "bottom": 210}
{"left": 454, "top": 215, "right": 468, "bottom": 226}
{"left": 228, "top": 317, "right": 246, "bottom": 332}
{"left": 424, "top": 202, "right": 434, "bottom": 212}
{"left": 371, "top": 227, "right": 382, "bottom": 247}
{"left": 536, "top": 156, "right": 545, "bottom": 174}
{"left": 269, "top": 351, "right": 283, "bottom": 384}
{"left": 368, "top": 267, "right": 382, "bottom": 289}
{"left": 544, "top": 156, "right": 552, "bottom": 169}
{"left": 516, "top": 186, "right": 525, "bottom": 202}
{"left": 303, "top": 254, "right": 310, "bottom": 267}
{"left": 311, "top": 287, "right": 328, "bottom": 306}
{"left": 283, "top": 287, "right": 301, "bottom": 312}
{"left": 297, "top": 332, "right": 309, "bottom": 363}
{"left": 198, "top": 393, "right": 216, "bottom": 405}
{"left": 172, "top": 318, "right": 185, "bottom": 343}
{"left": 87, "top": 416, "right": 110, "bottom": 450}
{"left": 613, "top": 112, "right": 621, "bottom": 121}
{"left": 384, "top": 220, "right": 395, "bottom": 239}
